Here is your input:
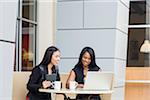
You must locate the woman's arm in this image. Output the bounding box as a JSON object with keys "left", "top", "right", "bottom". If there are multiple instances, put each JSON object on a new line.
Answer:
{"left": 66, "top": 70, "right": 76, "bottom": 88}
{"left": 27, "top": 67, "right": 42, "bottom": 93}
{"left": 27, "top": 67, "right": 52, "bottom": 93}
{"left": 66, "top": 70, "right": 85, "bottom": 88}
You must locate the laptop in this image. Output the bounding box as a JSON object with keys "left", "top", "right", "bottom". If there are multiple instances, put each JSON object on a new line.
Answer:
{"left": 83, "top": 71, "right": 113, "bottom": 91}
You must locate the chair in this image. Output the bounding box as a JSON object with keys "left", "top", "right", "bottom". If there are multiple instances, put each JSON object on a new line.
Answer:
{"left": 12, "top": 72, "right": 31, "bottom": 100}
{"left": 12, "top": 72, "right": 68, "bottom": 100}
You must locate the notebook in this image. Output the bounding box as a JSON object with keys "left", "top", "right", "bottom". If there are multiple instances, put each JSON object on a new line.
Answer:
{"left": 83, "top": 71, "right": 113, "bottom": 90}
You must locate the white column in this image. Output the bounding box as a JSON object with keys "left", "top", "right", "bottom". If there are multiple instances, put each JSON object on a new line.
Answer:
{"left": 37, "top": 0, "right": 55, "bottom": 64}
{"left": 0, "top": 0, "right": 18, "bottom": 100}
{"left": 56, "top": 0, "right": 129, "bottom": 100}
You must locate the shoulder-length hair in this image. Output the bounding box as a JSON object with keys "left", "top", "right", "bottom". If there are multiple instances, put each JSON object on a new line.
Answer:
{"left": 39, "top": 46, "right": 60, "bottom": 66}
{"left": 75, "top": 47, "right": 100, "bottom": 70}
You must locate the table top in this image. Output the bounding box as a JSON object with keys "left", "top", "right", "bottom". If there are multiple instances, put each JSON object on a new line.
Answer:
{"left": 39, "top": 88, "right": 113, "bottom": 94}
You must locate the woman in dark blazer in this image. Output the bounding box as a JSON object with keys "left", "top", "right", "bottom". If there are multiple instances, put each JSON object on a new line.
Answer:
{"left": 66, "top": 47, "right": 102, "bottom": 100}
{"left": 27, "top": 46, "right": 61, "bottom": 100}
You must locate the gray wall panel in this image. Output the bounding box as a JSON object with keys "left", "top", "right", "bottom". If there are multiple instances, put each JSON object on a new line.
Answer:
{"left": 57, "top": 1, "right": 83, "bottom": 29}
{"left": 59, "top": 58, "right": 115, "bottom": 73}
{"left": 116, "top": 1, "right": 129, "bottom": 33}
{"left": 84, "top": 1, "right": 117, "bottom": 28}
{"left": 0, "top": 1, "right": 18, "bottom": 42}
{"left": 97, "top": 58, "right": 126, "bottom": 87}
{"left": 114, "top": 59, "right": 126, "bottom": 87}
{"left": 0, "top": 42, "right": 15, "bottom": 99}
{"left": 58, "top": 58, "right": 78, "bottom": 73}
{"left": 115, "top": 30, "right": 128, "bottom": 60}
{"left": 112, "top": 87, "right": 125, "bottom": 100}
{"left": 0, "top": 2, "right": 4, "bottom": 35}
{"left": 56, "top": 29, "right": 116, "bottom": 58}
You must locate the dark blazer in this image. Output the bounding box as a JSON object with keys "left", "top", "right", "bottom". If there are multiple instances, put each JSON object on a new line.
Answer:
{"left": 73, "top": 65, "right": 100, "bottom": 84}
{"left": 27, "top": 65, "right": 60, "bottom": 100}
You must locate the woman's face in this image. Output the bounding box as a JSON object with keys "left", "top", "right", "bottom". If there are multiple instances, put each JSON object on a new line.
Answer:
{"left": 51, "top": 50, "right": 61, "bottom": 65}
{"left": 81, "top": 52, "right": 91, "bottom": 67}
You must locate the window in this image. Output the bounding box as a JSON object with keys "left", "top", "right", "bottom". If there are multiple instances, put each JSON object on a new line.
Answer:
{"left": 15, "top": 0, "right": 37, "bottom": 71}
{"left": 129, "top": 1, "right": 146, "bottom": 25}
{"left": 127, "top": 0, "right": 150, "bottom": 67}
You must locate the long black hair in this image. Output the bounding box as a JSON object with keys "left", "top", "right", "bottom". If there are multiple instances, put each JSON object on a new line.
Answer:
{"left": 75, "top": 47, "right": 101, "bottom": 70}
{"left": 39, "top": 46, "right": 60, "bottom": 66}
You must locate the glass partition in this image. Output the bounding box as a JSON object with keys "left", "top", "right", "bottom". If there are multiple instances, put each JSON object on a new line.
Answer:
{"left": 22, "top": 21, "right": 36, "bottom": 71}
{"left": 129, "top": 1, "right": 146, "bottom": 25}
{"left": 127, "top": 27, "right": 150, "bottom": 67}
{"left": 22, "top": 0, "right": 37, "bottom": 21}
{"left": 127, "top": 0, "right": 150, "bottom": 67}
{"left": 15, "top": 0, "right": 37, "bottom": 71}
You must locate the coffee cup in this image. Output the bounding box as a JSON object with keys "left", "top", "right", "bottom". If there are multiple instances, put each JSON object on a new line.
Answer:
{"left": 52, "top": 81, "right": 61, "bottom": 90}
{"left": 69, "top": 81, "right": 78, "bottom": 90}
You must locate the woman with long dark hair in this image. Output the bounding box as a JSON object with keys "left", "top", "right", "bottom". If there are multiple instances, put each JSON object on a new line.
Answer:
{"left": 66, "top": 47, "right": 101, "bottom": 100}
{"left": 27, "top": 46, "right": 61, "bottom": 100}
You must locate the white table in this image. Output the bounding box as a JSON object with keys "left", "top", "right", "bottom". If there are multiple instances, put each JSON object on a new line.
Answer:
{"left": 39, "top": 88, "right": 113, "bottom": 100}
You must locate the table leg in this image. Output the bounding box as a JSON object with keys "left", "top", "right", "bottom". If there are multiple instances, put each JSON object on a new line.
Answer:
{"left": 51, "top": 93, "right": 56, "bottom": 100}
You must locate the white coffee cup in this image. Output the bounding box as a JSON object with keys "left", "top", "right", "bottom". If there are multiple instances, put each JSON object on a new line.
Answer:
{"left": 52, "top": 81, "right": 61, "bottom": 90}
{"left": 69, "top": 81, "right": 78, "bottom": 90}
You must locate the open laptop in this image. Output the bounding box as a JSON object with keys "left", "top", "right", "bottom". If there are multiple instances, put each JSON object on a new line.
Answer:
{"left": 83, "top": 71, "right": 113, "bottom": 91}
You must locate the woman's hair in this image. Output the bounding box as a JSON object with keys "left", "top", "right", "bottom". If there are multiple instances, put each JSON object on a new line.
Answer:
{"left": 75, "top": 47, "right": 100, "bottom": 70}
{"left": 39, "top": 46, "right": 60, "bottom": 66}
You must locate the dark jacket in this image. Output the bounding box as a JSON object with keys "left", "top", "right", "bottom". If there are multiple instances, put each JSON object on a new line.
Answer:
{"left": 27, "top": 65, "right": 60, "bottom": 100}
{"left": 73, "top": 65, "right": 100, "bottom": 84}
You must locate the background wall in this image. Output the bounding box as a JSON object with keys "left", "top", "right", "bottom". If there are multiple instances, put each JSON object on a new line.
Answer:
{"left": 55, "top": 0, "right": 129, "bottom": 100}
{"left": 37, "top": 0, "right": 55, "bottom": 64}
{"left": 0, "top": 0, "right": 18, "bottom": 100}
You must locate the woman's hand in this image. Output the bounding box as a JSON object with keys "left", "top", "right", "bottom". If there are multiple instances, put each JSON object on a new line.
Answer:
{"left": 77, "top": 84, "right": 84, "bottom": 88}
{"left": 42, "top": 80, "right": 52, "bottom": 89}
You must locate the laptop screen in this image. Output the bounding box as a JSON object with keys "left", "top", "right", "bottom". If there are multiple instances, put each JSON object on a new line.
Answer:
{"left": 83, "top": 71, "right": 113, "bottom": 90}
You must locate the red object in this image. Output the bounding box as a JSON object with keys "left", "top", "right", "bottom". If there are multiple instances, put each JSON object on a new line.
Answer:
{"left": 26, "top": 96, "right": 29, "bottom": 100}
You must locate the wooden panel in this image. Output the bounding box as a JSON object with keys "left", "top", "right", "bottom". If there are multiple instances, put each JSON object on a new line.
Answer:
{"left": 126, "top": 67, "right": 150, "bottom": 80}
{"left": 125, "top": 83, "right": 150, "bottom": 100}
{"left": 125, "top": 67, "right": 150, "bottom": 100}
